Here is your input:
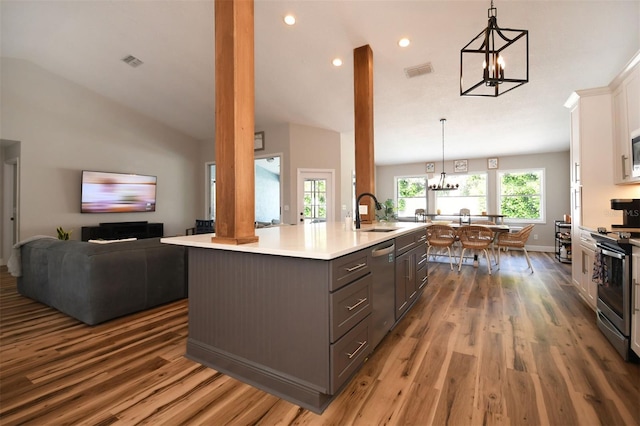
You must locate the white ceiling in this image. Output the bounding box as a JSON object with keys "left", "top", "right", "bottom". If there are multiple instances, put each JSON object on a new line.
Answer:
{"left": 2, "top": 1, "right": 639, "bottom": 166}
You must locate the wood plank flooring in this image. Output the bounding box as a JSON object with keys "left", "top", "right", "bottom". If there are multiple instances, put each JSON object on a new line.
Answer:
{"left": 1, "top": 251, "right": 639, "bottom": 425}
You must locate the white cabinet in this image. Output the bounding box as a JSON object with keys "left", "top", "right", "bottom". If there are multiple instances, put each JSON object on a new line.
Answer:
{"left": 566, "top": 52, "right": 640, "bottom": 296}
{"left": 632, "top": 246, "right": 640, "bottom": 357}
{"left": 572, "top": 230, "right": 598, "bottom": 311}
{"left": 575, "top": 230, "right": 597, "bottom": 311}
{"left": 565, "top": 89, "right": 615, "bottom": 292}
{"left": 612, "top": 53, "right": 640, "bottom": 184}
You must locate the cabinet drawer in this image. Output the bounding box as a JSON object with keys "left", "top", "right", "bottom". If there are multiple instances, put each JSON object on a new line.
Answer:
{"left": 330, "top": 274, "right": 372, "bottom": 343}
{"left": 330, "top": 249, "right": 370, "bottom": 291}
{"left": 330, "top": 315, "right": 371, "bottom": 393}
{"left": 415, "top": 244, "right": 427, "bottom": 269}
{"left": 396, "top": 233, "right": 417, "bottom": 256}
{"left": 415, "top": 229, "right": 427, "bottom": 246}
{"left": 416, "top": 264, "right": 428, "bottom": 291}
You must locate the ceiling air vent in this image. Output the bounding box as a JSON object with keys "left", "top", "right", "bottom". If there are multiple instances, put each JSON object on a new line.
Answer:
{"left": 404, "top": 62, "right": 433, "bottom": 79}
{"left": 122, "top": 55, "right": 144, "bottom": 68}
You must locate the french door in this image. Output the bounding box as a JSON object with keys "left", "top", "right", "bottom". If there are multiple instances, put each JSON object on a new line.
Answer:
{"left": 297, "top": 169, "right": 334, "bottom": 224}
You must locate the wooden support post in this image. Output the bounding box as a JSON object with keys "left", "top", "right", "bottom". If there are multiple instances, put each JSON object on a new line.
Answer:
{"left": 354, "top": 45, "right": 376, "bottom": 223}
{"left": 211, "top": 0, "right": 259, "bottom": 245}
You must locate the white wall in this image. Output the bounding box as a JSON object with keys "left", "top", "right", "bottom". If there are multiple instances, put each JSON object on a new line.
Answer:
{"left": 0, "top": 58, "right": 202, "bottom": 240}
{"left": 376, "top": 151, "right": 571, "bottom": 250}
{"left": 289, "top": 123, "right": 342, "bottom": 223}
{"left": 205, "top": 122, "right": 344, "bottom": 225}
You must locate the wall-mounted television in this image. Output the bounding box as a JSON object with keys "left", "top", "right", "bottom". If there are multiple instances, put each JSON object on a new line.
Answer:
{"left": 81, "top": 170, "right": 157, "bottom": 213}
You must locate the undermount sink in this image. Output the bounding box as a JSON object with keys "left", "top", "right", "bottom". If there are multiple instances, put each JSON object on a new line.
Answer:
{"left": 362, "top": 228, "right": 397, "bottom": 233}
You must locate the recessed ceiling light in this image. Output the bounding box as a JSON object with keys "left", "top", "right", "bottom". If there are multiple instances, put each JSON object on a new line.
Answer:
{"left": 398, "top": 38, "right": 410, "bottom": 48}
{"left": 332, "top": 58, "right": 343, "bottom": 67}
{"left": 284, "top": 15, "right": 296, "bottom": 25}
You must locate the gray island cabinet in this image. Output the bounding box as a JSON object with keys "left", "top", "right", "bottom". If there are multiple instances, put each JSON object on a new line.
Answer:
{"left": 162, "top": 222, "right": 427, "bottom": 414}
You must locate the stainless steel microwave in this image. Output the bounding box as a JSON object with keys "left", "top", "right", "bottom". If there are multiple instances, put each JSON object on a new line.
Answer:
{"left": 633, "top": 129, "right": 640, "bottom": 178}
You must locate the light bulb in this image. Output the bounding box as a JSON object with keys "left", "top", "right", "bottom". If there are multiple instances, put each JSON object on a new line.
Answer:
{"left": 284, "top": 15, "right": 296, "bottom": 25}
{"left": 498, "top": 55, "right": 505, "bottom": 69}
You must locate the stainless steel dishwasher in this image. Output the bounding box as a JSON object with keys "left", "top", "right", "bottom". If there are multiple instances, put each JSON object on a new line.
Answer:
{"left": 369, "top": 241, "right": 396, "bottom": 349}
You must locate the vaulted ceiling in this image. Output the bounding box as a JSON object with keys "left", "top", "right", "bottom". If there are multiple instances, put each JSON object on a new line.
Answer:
{"left": 2, "top": 1, "right": 639, "bottom": 165}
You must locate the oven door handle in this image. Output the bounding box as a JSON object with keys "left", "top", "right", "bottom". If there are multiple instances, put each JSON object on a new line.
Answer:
{"left": 599, "top": 247, "right": 625, "bottom": 260}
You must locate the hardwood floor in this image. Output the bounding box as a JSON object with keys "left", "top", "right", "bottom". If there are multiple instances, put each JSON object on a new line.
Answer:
{"left": 1, "top": 251, "right": 639, "bottom": 425}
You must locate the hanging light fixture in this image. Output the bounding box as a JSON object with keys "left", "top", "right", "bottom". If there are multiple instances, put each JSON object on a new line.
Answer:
{"left": 460, "top": 0, "right": 528, "bottom": 97}
{"left": 429, "top": 118, "right": 458, "bottom": 191}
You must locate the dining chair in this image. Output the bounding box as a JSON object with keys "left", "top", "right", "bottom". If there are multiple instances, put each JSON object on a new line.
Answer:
{"left": 426, "top": 225, "right": 457, "bottom": 270}
{"left": 472, "top": 220, "right": 497, "bottom": 261}
{"left": 456, "top": 225, "right": 494, "bottom": 274}
{"left": 496, "top": 224, "right": 535, "bottom": 272}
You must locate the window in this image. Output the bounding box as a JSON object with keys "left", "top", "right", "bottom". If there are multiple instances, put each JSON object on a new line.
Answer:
{"left": 395, "top": 176, "right": 427, "bottom": 217}
{"left": 434, "top": 173, "right": 487, "bottom": 214}
{"left": 498, "top": 169, "right": 544, "bottom": 222}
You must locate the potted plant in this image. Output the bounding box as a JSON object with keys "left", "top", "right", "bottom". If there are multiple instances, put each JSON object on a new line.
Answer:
{"left": 56, "top": 227, "right": 72, "bottom": 240}
{"left": 376, "top": 199, "right": 397, "bottom": 222}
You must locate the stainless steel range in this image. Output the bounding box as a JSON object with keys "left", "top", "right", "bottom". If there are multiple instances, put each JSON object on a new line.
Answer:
{"left": 591, "top": 199, "right": 640, "bottom": 361}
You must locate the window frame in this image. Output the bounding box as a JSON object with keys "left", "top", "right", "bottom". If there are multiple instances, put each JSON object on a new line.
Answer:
{"left": 496, "top": 167, "right": 545, "bottom": 224}
{"left": 394, "top": 174, "right": 428, "bottom": 219}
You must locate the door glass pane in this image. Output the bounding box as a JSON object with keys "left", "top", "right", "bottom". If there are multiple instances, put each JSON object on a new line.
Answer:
{"left": 303, "top": 178, "right": 327, "bottom": 224}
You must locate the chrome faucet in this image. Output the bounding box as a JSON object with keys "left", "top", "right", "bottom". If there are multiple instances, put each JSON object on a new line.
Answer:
{"left": 355, "top": 192, "right": 383, "bottom": 229}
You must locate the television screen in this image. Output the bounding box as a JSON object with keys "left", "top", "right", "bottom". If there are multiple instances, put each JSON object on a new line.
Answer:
{"left": 81, "top": 171, "right": 157, "bottom": 213}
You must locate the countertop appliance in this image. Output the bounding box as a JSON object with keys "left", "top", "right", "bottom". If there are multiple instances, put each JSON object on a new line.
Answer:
{"left": 590, "top": 198, "right": 640, "bottom": 360}
{"left": 369, "top": 241, "right": 396, "bottom": 349}
{"left": 611, "top": 198, "right": 640, "bottom": 228}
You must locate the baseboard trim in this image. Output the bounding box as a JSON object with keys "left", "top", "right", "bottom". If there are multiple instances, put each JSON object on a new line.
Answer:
{"left": 186, "top": 338, "right": 333, "bottom": 414}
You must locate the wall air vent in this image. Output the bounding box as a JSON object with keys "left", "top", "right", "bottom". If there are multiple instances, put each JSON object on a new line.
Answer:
{"left": 122, "top": 55, "right": 144, "bottom": 68}
{"left": 404, "top": 62, "right": 433, "bottom": 79}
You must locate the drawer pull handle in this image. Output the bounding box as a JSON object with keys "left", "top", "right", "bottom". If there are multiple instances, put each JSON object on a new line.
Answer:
{"left": 345, "top": 263, "right": 366, "bottom": 272}
{"left": 346, "top": 298, "right": 367, "bottom": 311}
{"left": 418, "top": 257, "right": 427, "bottom": 266}
{"left": 346, "top": 341, "right": 367, "bottom": 359}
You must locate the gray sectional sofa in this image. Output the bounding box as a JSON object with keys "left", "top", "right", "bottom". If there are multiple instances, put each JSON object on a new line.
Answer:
{"left": 16, "top": 237, "right": 186, "bottom": 325}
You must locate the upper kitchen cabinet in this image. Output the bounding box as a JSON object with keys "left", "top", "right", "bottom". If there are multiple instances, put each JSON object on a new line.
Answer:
{"left": 612, "top": 51, "right": 640, "bottom": 184}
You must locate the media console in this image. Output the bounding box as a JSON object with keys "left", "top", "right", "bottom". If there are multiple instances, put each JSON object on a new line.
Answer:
{"left": 81, "top": 221, "right": 163, "bottom": 241}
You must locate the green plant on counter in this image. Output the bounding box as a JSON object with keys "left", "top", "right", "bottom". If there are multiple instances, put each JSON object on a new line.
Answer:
{"left": 56, "top": 227, "right": 72, "bottom": 240}
{"left": 376, "top": 198, "right": 397, "bottom": 222}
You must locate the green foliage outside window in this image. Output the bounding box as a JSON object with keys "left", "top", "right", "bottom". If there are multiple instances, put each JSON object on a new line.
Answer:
{"left": 499, "top": 171, "right": 542, "bottom": 220}
{"left": 396, "top": 177, "right": 427, "bottom": 215}
{"left": 304, "top": 179, "right": 327, "bottom": 219}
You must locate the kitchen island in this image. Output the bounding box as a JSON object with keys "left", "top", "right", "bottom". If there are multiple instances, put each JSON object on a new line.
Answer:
{"left": 161, "top": 221, "right": 427, "bottom": 413}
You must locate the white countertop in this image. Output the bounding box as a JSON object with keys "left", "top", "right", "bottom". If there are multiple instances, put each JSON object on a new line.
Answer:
{"left": 161, "top": 221, "right": 426, "bottom": 260}
{"left": 631, "top": 239, "right": 640, "bottom": 248}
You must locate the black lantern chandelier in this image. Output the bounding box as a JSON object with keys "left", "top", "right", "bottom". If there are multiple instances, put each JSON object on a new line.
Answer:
{"left": 460, "top": 0, "right": 529, "bottom": 97}
{"left": 429, "top": 119, "right": 458, "bottom": 191}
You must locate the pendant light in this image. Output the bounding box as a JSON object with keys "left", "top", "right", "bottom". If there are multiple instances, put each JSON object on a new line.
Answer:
{"left": 460, "top": 0, "right": 529, "bottom": 97}
{"left": 429, "top": 118, "right": 458, "bottom": 191}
